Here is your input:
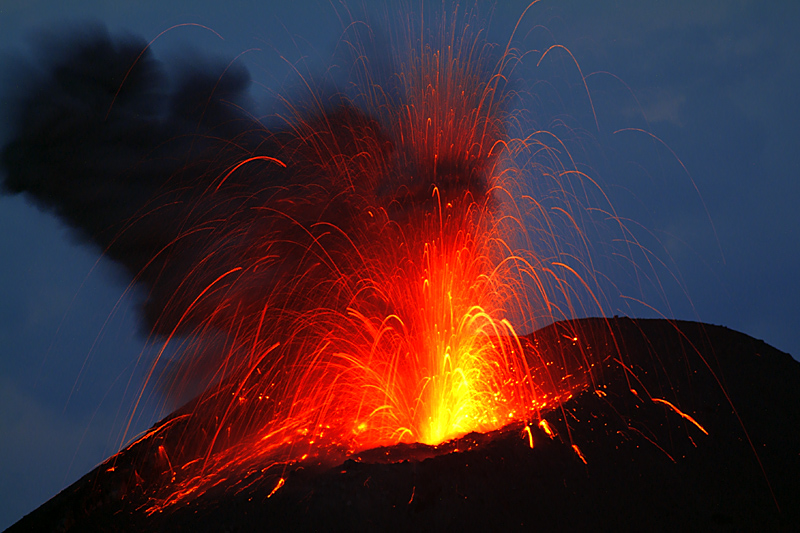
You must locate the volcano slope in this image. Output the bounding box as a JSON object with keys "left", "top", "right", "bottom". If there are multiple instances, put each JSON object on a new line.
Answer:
{"left": 8, "top": 317, "right": 800, "bottom": 532}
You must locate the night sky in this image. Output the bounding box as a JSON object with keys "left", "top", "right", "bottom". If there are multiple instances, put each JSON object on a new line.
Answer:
{"left": 1, "top": 1, "right": 798, "bottom": 528}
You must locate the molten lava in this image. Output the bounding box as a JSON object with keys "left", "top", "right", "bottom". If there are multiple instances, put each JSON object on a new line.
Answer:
{"left": 4, "top": 6, "right": 789, "bottom": 528}
{"left": 1, "top": 5, "right": 616, "bottom": 513}
{"left": 131, "top": 8, "right": 602, "bottom": 510}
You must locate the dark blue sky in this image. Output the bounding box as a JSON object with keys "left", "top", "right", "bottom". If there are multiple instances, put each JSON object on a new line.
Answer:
{"left": 1, "top": 1, "right": 798, "bottom": 528}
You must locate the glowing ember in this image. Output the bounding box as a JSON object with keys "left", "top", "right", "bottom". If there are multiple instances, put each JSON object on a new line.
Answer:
{"left": 7, "top": 3, "right": 794, "bottom": 527}
{"left": 129, "top": 6, "right": 609, "bottom": 510}
{"left": 2, "top": 4, "right": 670, "bottom": 514}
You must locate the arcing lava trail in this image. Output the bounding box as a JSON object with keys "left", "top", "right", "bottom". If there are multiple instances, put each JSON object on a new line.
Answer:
{"left": 2, "top": 5, "right": 680, "bottom": 513}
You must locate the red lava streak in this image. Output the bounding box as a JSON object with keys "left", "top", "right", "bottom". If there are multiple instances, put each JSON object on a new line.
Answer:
{"left": 5, "top": 5, "right": 793, "bottom": 523}
{"left": 86, "top": 7, "right": 629, "bottom": 511}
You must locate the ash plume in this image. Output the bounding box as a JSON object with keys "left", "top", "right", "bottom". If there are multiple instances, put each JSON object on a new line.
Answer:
{"left": 7, "top": 29, "right": 351, "bottom": 321}
{"left": 0, "top": 25, "right": 501, "bottom": 399}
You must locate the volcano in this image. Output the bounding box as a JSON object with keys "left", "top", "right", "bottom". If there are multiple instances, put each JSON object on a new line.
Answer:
{"left": 4, "top": 19, "right": 800, "bottom": 533}
{"left": 7, "top": 317, "right": 799, "bottom": 532}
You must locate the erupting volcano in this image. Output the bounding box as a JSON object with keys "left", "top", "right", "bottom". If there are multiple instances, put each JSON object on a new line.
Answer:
{"left": 3, "top": 3, "right": 798, "bottom": 531}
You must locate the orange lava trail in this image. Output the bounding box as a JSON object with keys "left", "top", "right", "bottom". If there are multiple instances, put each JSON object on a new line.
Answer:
{"left": 651, "top": 398, "right": 708, "bottom": 435}
{"left": 132, "top": 4, "right": 645, "bottom": 511}
{"left": 267, "top": 478, "right": 285, "bottom": 499}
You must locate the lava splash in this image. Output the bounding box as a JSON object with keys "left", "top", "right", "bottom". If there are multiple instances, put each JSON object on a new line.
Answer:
{"left": 2, "top": 5, "right": 618, "bottom": 509}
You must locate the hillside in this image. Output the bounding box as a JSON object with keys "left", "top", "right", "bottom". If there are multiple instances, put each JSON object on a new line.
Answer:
{"left": 8, "top": 317, "right": 799, "bottom": 532}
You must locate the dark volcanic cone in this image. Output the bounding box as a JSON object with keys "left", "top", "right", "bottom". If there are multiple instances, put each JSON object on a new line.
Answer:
{"left": 8, "top": 317, "right": 800, "bottom": 532}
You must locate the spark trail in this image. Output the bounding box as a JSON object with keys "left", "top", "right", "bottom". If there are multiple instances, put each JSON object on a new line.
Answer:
{"left": 1, "top": 4, "right": 669, "bottom": 510}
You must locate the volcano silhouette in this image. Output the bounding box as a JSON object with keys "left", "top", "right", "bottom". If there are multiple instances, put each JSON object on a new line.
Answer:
{"left": 3, "top": 26, "right": 799, "bottom": 533}
{"left": 7, "top": 317, "right": 799, "bottom": 532}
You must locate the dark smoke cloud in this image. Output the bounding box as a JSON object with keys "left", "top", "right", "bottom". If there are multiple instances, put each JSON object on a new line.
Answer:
{"left": 1, "top": 24, "right": 502, "bottom": 403}
{"left": 1, "top": 27, "right": 395, "bottom": 342}
{"left": 3, "top": 27, "right": 249, "bottom": 330}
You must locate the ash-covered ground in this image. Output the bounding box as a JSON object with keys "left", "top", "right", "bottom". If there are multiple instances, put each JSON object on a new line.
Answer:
{"left": 8, "top": 317, "right": 799, "bottom": 532}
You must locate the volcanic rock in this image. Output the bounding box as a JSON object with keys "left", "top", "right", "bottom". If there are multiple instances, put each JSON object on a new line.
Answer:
{"left": 7, "top": 318, "right": 800, "bottom": 532}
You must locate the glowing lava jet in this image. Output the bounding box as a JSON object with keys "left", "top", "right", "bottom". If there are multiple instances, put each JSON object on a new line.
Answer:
{"left": 133, "top": 8, "right": 610, "bottom": 509}
{"left": 2, "top": 5, "right": 615, "bottom": 511}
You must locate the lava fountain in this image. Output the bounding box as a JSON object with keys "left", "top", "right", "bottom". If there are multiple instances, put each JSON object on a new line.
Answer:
{"left": 2, "top": 3, "right": 639, "bottom": 512}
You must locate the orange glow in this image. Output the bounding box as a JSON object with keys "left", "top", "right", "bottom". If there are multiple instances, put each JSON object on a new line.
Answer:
{"left": 128, "top": 5, "right": 653, "bottom": 512}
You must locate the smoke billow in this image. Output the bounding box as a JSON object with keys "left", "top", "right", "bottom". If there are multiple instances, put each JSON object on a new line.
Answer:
{"left": 1, "top": 25, "right": 502, "bottom": 398}
{"left": 3, "top": 19, "right": 646, "bottom": 507}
